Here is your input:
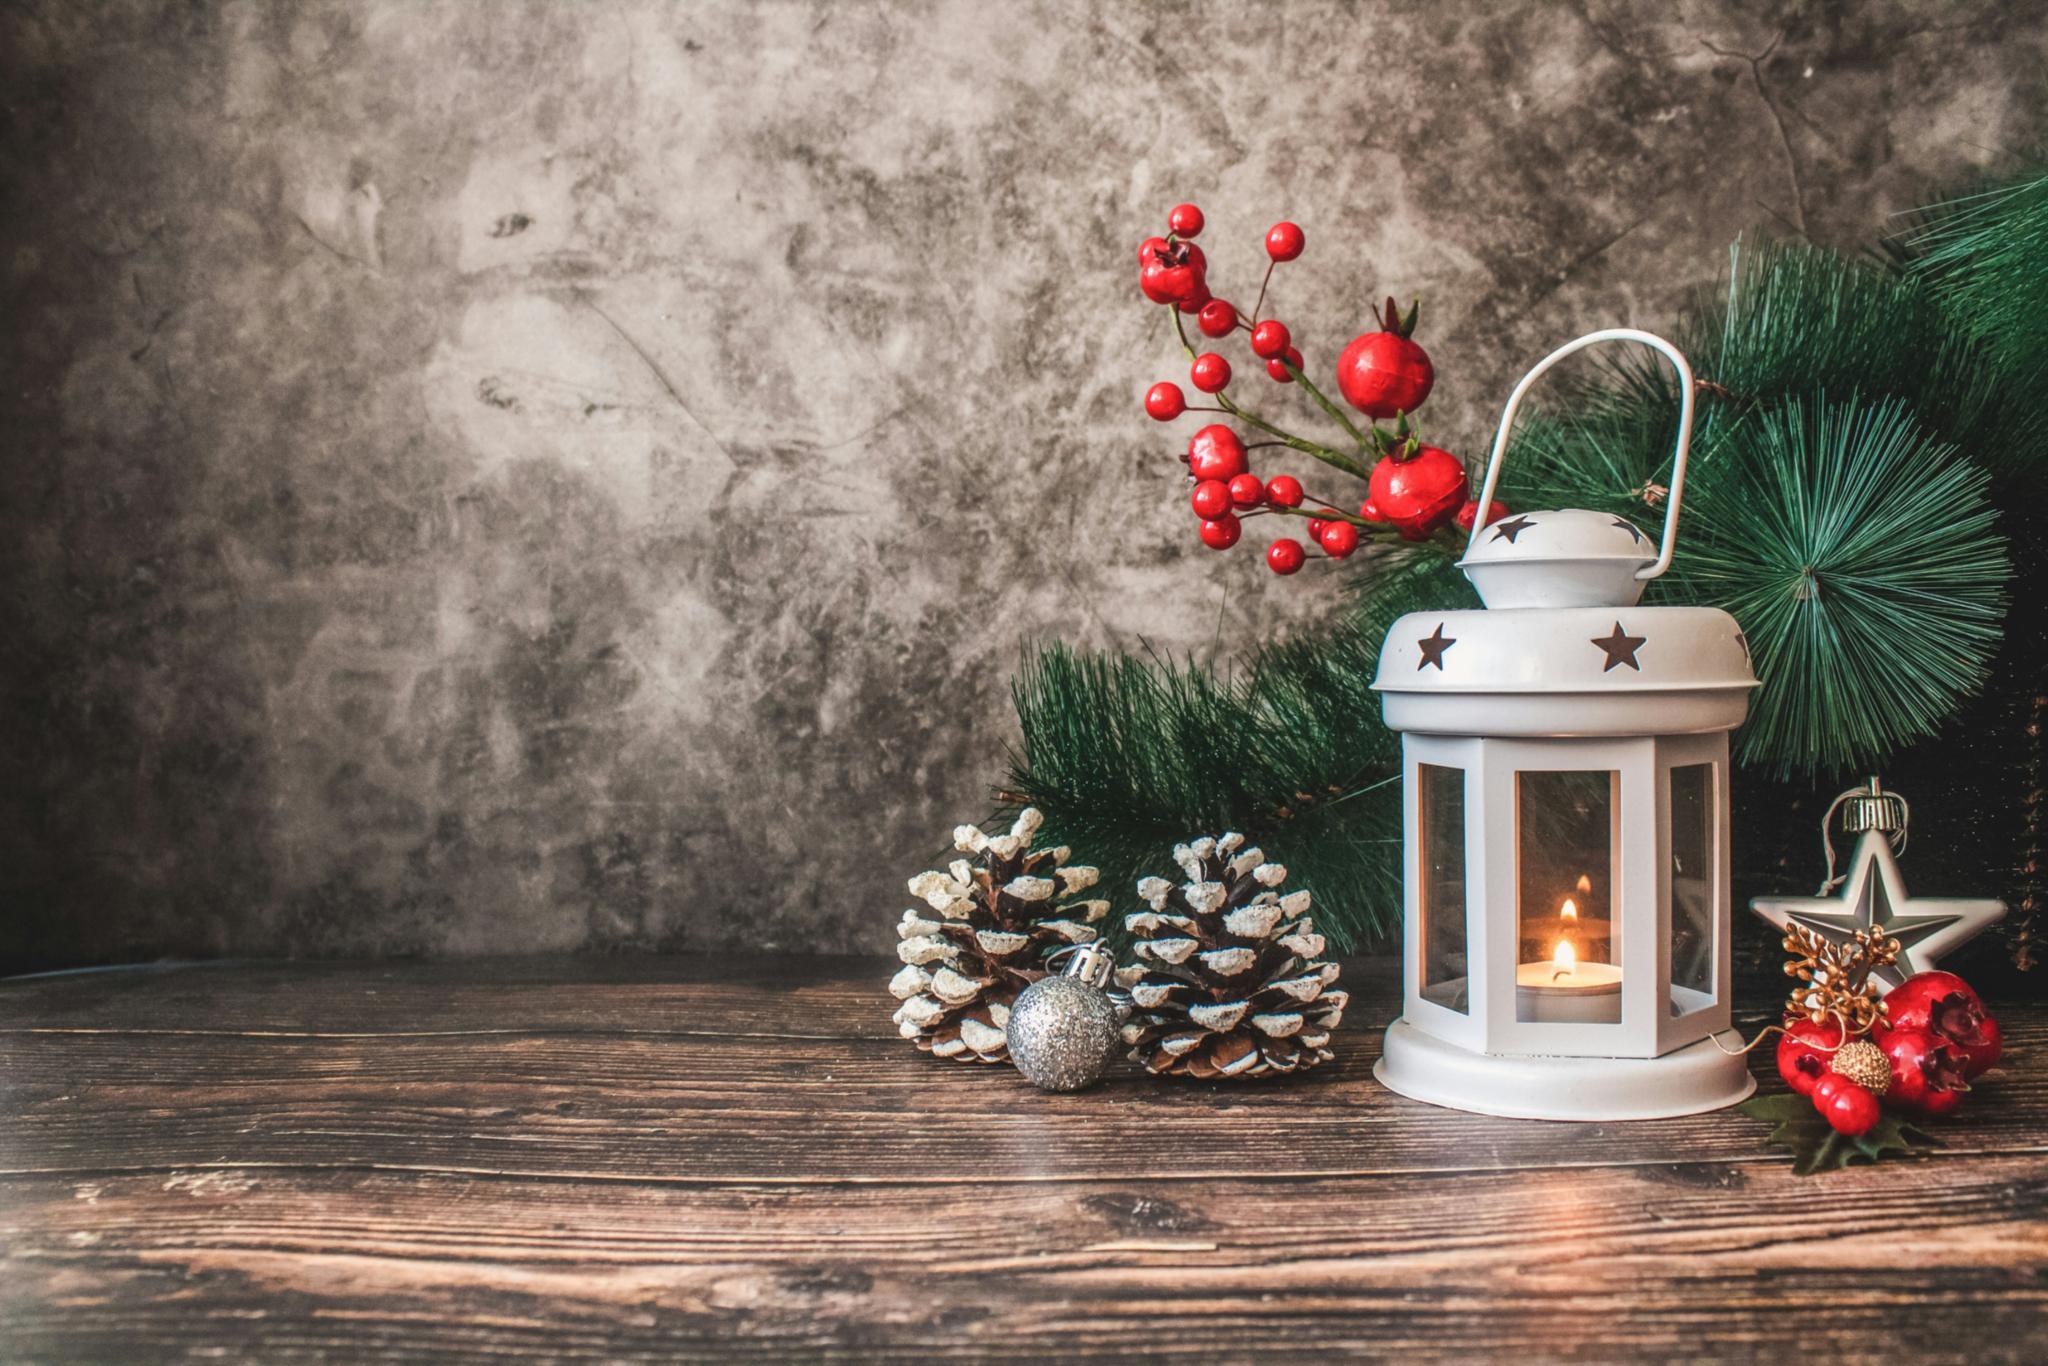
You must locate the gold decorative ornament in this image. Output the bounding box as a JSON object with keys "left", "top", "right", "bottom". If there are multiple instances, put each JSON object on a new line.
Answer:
{"left": 1781, "top": 921, "right": 1899, "bottom": 1037}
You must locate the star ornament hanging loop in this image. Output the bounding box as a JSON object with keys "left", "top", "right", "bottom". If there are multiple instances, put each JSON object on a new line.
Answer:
{"left": 1781, "top": 921, "right": 1899, "bottom": 1036}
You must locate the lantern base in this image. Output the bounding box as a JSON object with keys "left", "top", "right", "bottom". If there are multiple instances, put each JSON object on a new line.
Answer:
{"left": 1373, "top": 1018, "right": 1756, "bottom": 1121}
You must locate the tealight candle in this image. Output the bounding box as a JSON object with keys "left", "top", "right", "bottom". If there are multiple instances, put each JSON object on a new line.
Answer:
{"left": 1514, "top": 934, "right": 1623, "bottom": 1024}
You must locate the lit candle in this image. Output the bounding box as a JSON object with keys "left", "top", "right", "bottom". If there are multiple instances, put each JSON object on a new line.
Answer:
{"left": 1515, "top": 904, "right": 1622, "bottom": 1024}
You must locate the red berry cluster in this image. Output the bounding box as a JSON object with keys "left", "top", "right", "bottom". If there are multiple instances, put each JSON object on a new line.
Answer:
{"left": 1134, "top": 203, "right": 1506, "bottom": 575}
{"left": 1776, "top": 970, "right": 2002, "bottom": 1137}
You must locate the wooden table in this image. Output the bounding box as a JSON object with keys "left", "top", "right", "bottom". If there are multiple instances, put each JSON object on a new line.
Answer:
{"left": 3, "top": 957, "right": 2044, "bottom": 1361}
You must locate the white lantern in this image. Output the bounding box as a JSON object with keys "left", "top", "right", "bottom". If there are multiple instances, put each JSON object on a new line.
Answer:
{"left": 1370, "top": 329, "right": 1760, "bottom": 1121}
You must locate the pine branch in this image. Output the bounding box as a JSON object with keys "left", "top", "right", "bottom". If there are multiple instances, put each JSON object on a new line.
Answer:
{"left": 1673, "top": 394, "right": 2008, "bottom": 776}
{"left": 1895, "top": 159, "right": 2048, "bottom": 477}
{"left": 1003, "top": 556, "right": 1473, "bottom": 949}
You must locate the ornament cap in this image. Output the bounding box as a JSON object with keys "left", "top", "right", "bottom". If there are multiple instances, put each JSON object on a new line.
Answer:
{"left": 1051, "top": 940, "right": 1116, "bottom": 991}
{"left": 1842, "top": 777, "right": 1907, "bottom": 834}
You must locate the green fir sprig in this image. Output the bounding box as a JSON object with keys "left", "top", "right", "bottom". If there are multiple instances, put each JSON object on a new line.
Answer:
{"left": 1676, "top": 396, "right": 2008, "bottom": 775}
{"left": 1004, "top": 555, "right": 1470, "bottom": 948}
{"left": 1896, "top": 156, "right": 2048, "bottom": 449}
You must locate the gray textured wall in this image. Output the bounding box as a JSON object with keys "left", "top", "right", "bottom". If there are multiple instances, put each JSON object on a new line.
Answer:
{"left": 5, "top": 0, "right": 2045, "bottom": 966}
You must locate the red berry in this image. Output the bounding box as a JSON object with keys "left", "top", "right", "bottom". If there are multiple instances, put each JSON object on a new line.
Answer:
{"left": 1265, "top": 221, "right": 1305, "bottom": 262}
{"left": 1168, "top": 203, "right": 1204, "bottom": 238}
{"left": 1190, "top": 479, "right": 1233, "bottom": 520}
{"left": 1338, "top": 303, "right": 1435, "bottom": 417}
{"left": 1196, "top": 299, "right": 1239, "bottom": 338}
{"left": 1810, "top": 1071, "right": 1854, "bottom": 1110}
{"left": 1177, "top": 278, "right": 1214, "bottom": 314}
{"left": 1250, "top": 320, "right": 1291, "bottom": 361}
{"left": 1776, "top": 1018, "right": 1845, "bottom": 1098}
{"left": 1190, "top": 352, "right": 1232, "bottom": 394}
{"left": 1227, "top": 473, "right": 1265, "bottom": 508}
{"left": 1198, "top": 513, "right": 1241, "bottom": 550}
{"left": 1306, "top": 518, "right": 1328, "bottom": 541}
{"left": 1318, "top": 521, "right": 1359, "bottom": 558}
{"left": 1358, "top": 499, "right": 1388, "bottom": 524}
{"left": 1884, "top": 972, "right": 1998, "bottom": 1075}
{"left": 1144, "top": 382, "right": 1187, "bottom": 422}
{"left": 1264, "top": 474, "right": 1304, "bottom": 508}
{"left": 1137, "top": 235, "right": 1168, "bottom": 266}
{"left": 1453, "top": 498, "right": 1511, "bottom": 532}
{"left": 1817, "top": 1079, "right": 1881, "bottom": 1138}
{"left": 1368, "top": 445, "right": 1468, "bottom": 538}
{"left": 1186, "top": 425, "right": 1248, "bottom": 482}
{"left": 1266, "top": 538, "right": 1305, "bottom": 575}
{"left": 1873, "top": 1024, "right": 1972, "bottom": 1114}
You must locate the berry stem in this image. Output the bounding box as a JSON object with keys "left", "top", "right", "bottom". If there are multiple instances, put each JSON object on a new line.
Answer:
{"left": 1219, "top": 396, "right": 1373, "bottom": 479}
{"left": 1172, "top": 308, "right": 1370, "bottom": 480}
{"left": 1281, "top": 356, "right": 1373, "bottom": 455}
{"left": 1267, "top": 504, "right": 1373, "bottom": 530}
{"left": 1252, "top": 260, "right": 1275, "bottom": 325}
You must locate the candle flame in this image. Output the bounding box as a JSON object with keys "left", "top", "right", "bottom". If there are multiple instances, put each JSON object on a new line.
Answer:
{"left": 1560, "top": 897, "right": 1578, "bottom": 921}
{"left": 1576, "top": 873, "right": 1593, "bottom": 895}
{"left": 1553, "top": 940, "right": 1576, "bottom": 970}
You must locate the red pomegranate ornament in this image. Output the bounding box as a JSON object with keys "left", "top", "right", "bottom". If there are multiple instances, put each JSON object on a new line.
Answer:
{"left": 1138, "top": 237, "right": 1207, "bottom": 307}
{"left": 1337, "top": 296, "right": 1435, "bottom": 419}
{"left": 1366, "top": 427, "right": 1466, "bottom": 539}
{"left": 1885, "top": 971, "right": 2001, "bottom": 1078}
{"left": 1775, "top": 1017, "right": 1846, "bottom": 1097}
{"left": 1872, "top": 1024, "right": 1971, "bottom": 1116}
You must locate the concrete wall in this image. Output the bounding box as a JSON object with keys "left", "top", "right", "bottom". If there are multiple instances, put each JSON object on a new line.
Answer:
{"left": 5, "top": 0, "right": 2044, "bottom": 965}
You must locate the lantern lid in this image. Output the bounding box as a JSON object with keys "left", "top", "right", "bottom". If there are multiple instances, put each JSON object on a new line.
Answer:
{"left": 1371, "top": 604, "right": 1758, "bottom": 737}
{"left": 1457, "top": 508, "right": 1658, "bottom": 609}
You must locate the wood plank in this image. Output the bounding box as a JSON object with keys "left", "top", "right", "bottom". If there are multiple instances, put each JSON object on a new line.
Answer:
{"left": 5, "top": 1161, "right": 2045, "bottom": 1361}
{"left": 3, "top": 1015, "right": 2042, "bottom": 1182}
{"left": 0, "top": 956, "right": 901, "bottom": 1039}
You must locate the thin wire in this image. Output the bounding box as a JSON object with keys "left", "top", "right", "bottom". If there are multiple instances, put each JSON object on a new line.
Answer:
{"left": 1818, "top": 780, "right": 1911, "bottom": 894}
{"left": 1708, "top": 1009, "right": 1854, "bottom": 1057}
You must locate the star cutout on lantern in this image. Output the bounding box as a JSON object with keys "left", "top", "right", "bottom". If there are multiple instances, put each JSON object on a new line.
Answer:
{"left": 1591, "top": 621, "right": 1646, "bottom": 672}
{"left": 1751, "top": 831, "right": 2004, "bottom": 992}
{"left": 1490, "top": 515, "right": 1536, "bottom": 544}
{"left": 1611, "top": 517, "right": 1646, "bottom": 544}
{"left": 1416, "top": 623, "right": 1457, "bottom": 671}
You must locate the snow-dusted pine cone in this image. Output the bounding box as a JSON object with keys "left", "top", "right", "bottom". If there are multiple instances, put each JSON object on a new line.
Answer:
{"left": 1116, "top": 832, "right": 1347, "bottom": 1079}
{"left": 888, "top": 809, "right": 1108, "bottom": 1063}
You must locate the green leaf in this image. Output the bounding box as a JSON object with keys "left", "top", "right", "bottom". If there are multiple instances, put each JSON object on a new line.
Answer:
{"left": 1738, "top": 1093, "right": 1942, "bottom": 1174}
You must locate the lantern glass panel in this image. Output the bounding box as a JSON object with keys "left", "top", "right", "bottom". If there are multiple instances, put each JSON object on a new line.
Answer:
{"left": 1668, "top": 761, "right": 1716, "bottom": 1014}
{"left": 1515, "top": 769, "right": 1620, "bottom": 1025}
{"left": 1418, "top": 762, "right": 1470, "bottom": 1013}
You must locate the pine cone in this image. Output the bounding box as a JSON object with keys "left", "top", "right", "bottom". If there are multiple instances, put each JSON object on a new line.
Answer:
{"left": 1116, "top": 833, "right": 1347, "bottom": 1079}
{"left": 888, "top": 809, "right": 1108, "bottom": 1063}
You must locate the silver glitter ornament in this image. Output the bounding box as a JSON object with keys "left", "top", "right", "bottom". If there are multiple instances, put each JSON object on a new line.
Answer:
{"left": 1006, "top": 943, "right": 1125, "bottom": 1091}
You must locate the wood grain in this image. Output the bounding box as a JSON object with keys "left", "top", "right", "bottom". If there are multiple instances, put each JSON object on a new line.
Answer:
{"left": 3, "top": 958, "right": 2045, "bottom": 1361}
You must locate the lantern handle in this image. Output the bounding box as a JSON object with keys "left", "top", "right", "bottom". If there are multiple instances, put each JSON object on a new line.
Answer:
{"left": 1464, "top": 328, "right": 1695, "bottom": 581}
